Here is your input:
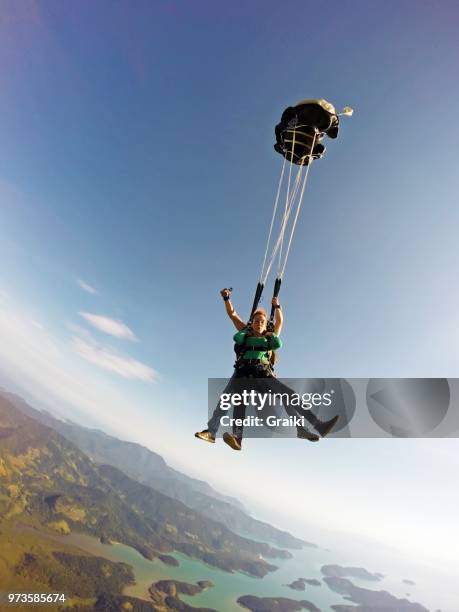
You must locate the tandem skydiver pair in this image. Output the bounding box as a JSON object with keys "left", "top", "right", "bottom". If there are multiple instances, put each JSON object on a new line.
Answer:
{"left": 195, "top": 289, "right": 339, "bottom": 451}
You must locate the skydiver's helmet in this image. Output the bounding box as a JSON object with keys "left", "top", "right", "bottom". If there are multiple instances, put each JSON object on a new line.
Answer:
{"left": 274, "top": 99, "right": 339, "bottom": 166}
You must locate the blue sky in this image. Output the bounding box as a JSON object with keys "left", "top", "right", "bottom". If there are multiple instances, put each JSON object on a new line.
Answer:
{"left": 1, "top": 0, "right": 459, "bottom": 587}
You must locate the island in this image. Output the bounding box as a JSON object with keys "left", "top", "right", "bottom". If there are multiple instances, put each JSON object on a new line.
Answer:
{"left": 197, "top": 580, "right": 214, "bottom": 589}
{"left": 324, "top": 576, "right": 429, "bottom": 611}
{"left": 158, "top": 553, "right": 180, "bottom": 566}
{"left": 321, "top": 564, "right": 382, "bottom": 581}
{"left": 237, "top": 595, "right": 321, "bottom": 611}
{"left": 285, "top": 578, "right": 307, "bottom": 591}
{"left": 303, "top": 578, "right": 321, "bottom": 586}
{"left": 147, "top": 579, "right": 216, "bottom": 610}
{"left": 284, "top": 577, "right": 321, "bottom": 590}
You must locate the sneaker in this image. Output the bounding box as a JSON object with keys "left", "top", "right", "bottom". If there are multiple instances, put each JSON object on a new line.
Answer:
{"left": 194, "top": 430, "right": 215, "bottom": 443}
{"left": 297, "top": 427, "right": 320, "bottom": 442}
{"left": 223, "top": 432, "right": 242, "bottom": 451}
{"left": 315, "top": 415, "right": 339, "bottom": 437}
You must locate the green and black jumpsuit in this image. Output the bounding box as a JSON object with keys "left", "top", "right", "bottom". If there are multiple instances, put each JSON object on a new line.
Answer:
{"left": 207, "top": 329, "right": 323, "bottom": 441}
{"left": 232, "top": 328, "right": 282, "bottom": 376}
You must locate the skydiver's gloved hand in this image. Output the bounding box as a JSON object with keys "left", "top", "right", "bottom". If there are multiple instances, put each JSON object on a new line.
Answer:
{"left": 220, "top": 288, "right": 231, "bottom": 301}
{"left": 271, "top": 296, "right": 280, "bottom": 308}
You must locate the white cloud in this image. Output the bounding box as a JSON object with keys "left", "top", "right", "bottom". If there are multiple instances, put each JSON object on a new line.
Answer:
{"left": 0, "top": 299, "right": 164, "bottom": 439}
{"left": 77, "top": 279, "right": 98, "bottom": 295}
{"left": 72, "top": 337, "right": 158, "bottom": 382}
{"left": 79, "top": 312, "right": 137, "bottom": 341}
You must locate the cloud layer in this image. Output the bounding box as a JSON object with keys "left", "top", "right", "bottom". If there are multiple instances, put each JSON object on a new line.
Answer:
{"left": 0, "top": 297, "right": 162, "bottom": 438}
{"left": 72, "top": 337, "right": 158, "bottom": 382}
{"left": 77, "top": 279, "right": 98, "bottom": 295}
{"left": 79, "top": 312, "right": 137, "bottom": 341}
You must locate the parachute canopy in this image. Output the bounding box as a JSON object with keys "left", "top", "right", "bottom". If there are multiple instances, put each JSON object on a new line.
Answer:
{"left": 274, "top": 99, "right": 340, "bottom": 166}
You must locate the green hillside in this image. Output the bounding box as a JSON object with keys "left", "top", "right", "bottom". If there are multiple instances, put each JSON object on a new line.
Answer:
{"left": 0, "top": 393, "right": 290, "bottom": 600}
{"left": 0, "top": 389, "right": 306, "bottom": 551}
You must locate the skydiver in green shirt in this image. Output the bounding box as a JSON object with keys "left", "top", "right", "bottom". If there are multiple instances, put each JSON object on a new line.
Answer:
{"left": 195, "top": 289, "right": 339, "bottom": 451}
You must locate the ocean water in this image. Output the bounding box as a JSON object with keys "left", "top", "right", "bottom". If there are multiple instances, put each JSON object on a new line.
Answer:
{"left": 59, "top": 531, "right": 457, "bottom": 611}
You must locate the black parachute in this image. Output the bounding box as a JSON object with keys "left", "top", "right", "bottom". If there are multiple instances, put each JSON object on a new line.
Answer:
{"left": 274, "top": 99, "right": 340, "bottom": 166}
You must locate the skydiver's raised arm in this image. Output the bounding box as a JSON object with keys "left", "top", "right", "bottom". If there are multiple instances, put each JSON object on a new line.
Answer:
{"left": 272, "top": 296, "right": 283, "bottom": 335}
{"left": 220, "top": 288, "right": 246, "bottom": 331}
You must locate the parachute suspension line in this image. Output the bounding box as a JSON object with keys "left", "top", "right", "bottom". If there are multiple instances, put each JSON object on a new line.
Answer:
{"left": 262, "top": 130, "right": 317, "bottom": 284}
{"left": 275, "top": 163, "right": 304, "bottom": 274}
{"left": 279, "top": 131, "right": 317, "bottom": 279}
{"left": 251, "top": 159, "right": 302, "bottom": 319}
{"left": 278, "top": 127, "right": 297, "bottom": 274}
{"left": 261, "top": 162, "right": 305, "bottom": 285}
{"left": 255, "top": 132, "right": 300, "bottom": 314}
{"left": 259, "top": 155, "right": 287, "bottom": 284}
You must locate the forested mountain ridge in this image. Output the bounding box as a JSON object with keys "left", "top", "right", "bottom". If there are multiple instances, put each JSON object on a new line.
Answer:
{"left": 0, "top": 388, "right": 309, "bottom": 550}
{"left": 0, "top": 394, "right": 290, "bottom": 578}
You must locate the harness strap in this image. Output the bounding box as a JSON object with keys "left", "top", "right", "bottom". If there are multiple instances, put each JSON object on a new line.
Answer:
{"left": 234, "top": 329, "right": 274, "bottom": 365}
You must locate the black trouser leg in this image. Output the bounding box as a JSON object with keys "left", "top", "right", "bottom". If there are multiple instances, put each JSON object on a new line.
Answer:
{"left": 262, "top": 377, "right": 322, "bottom": 429}
{"left": 231, "top": 373, "right": 256, "bottom": 440}
{"left": 232, "top": 399, "right": 245, "bottom": 440}
{"left": 207, "top": 373, "right": 238, "bottom": 436}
